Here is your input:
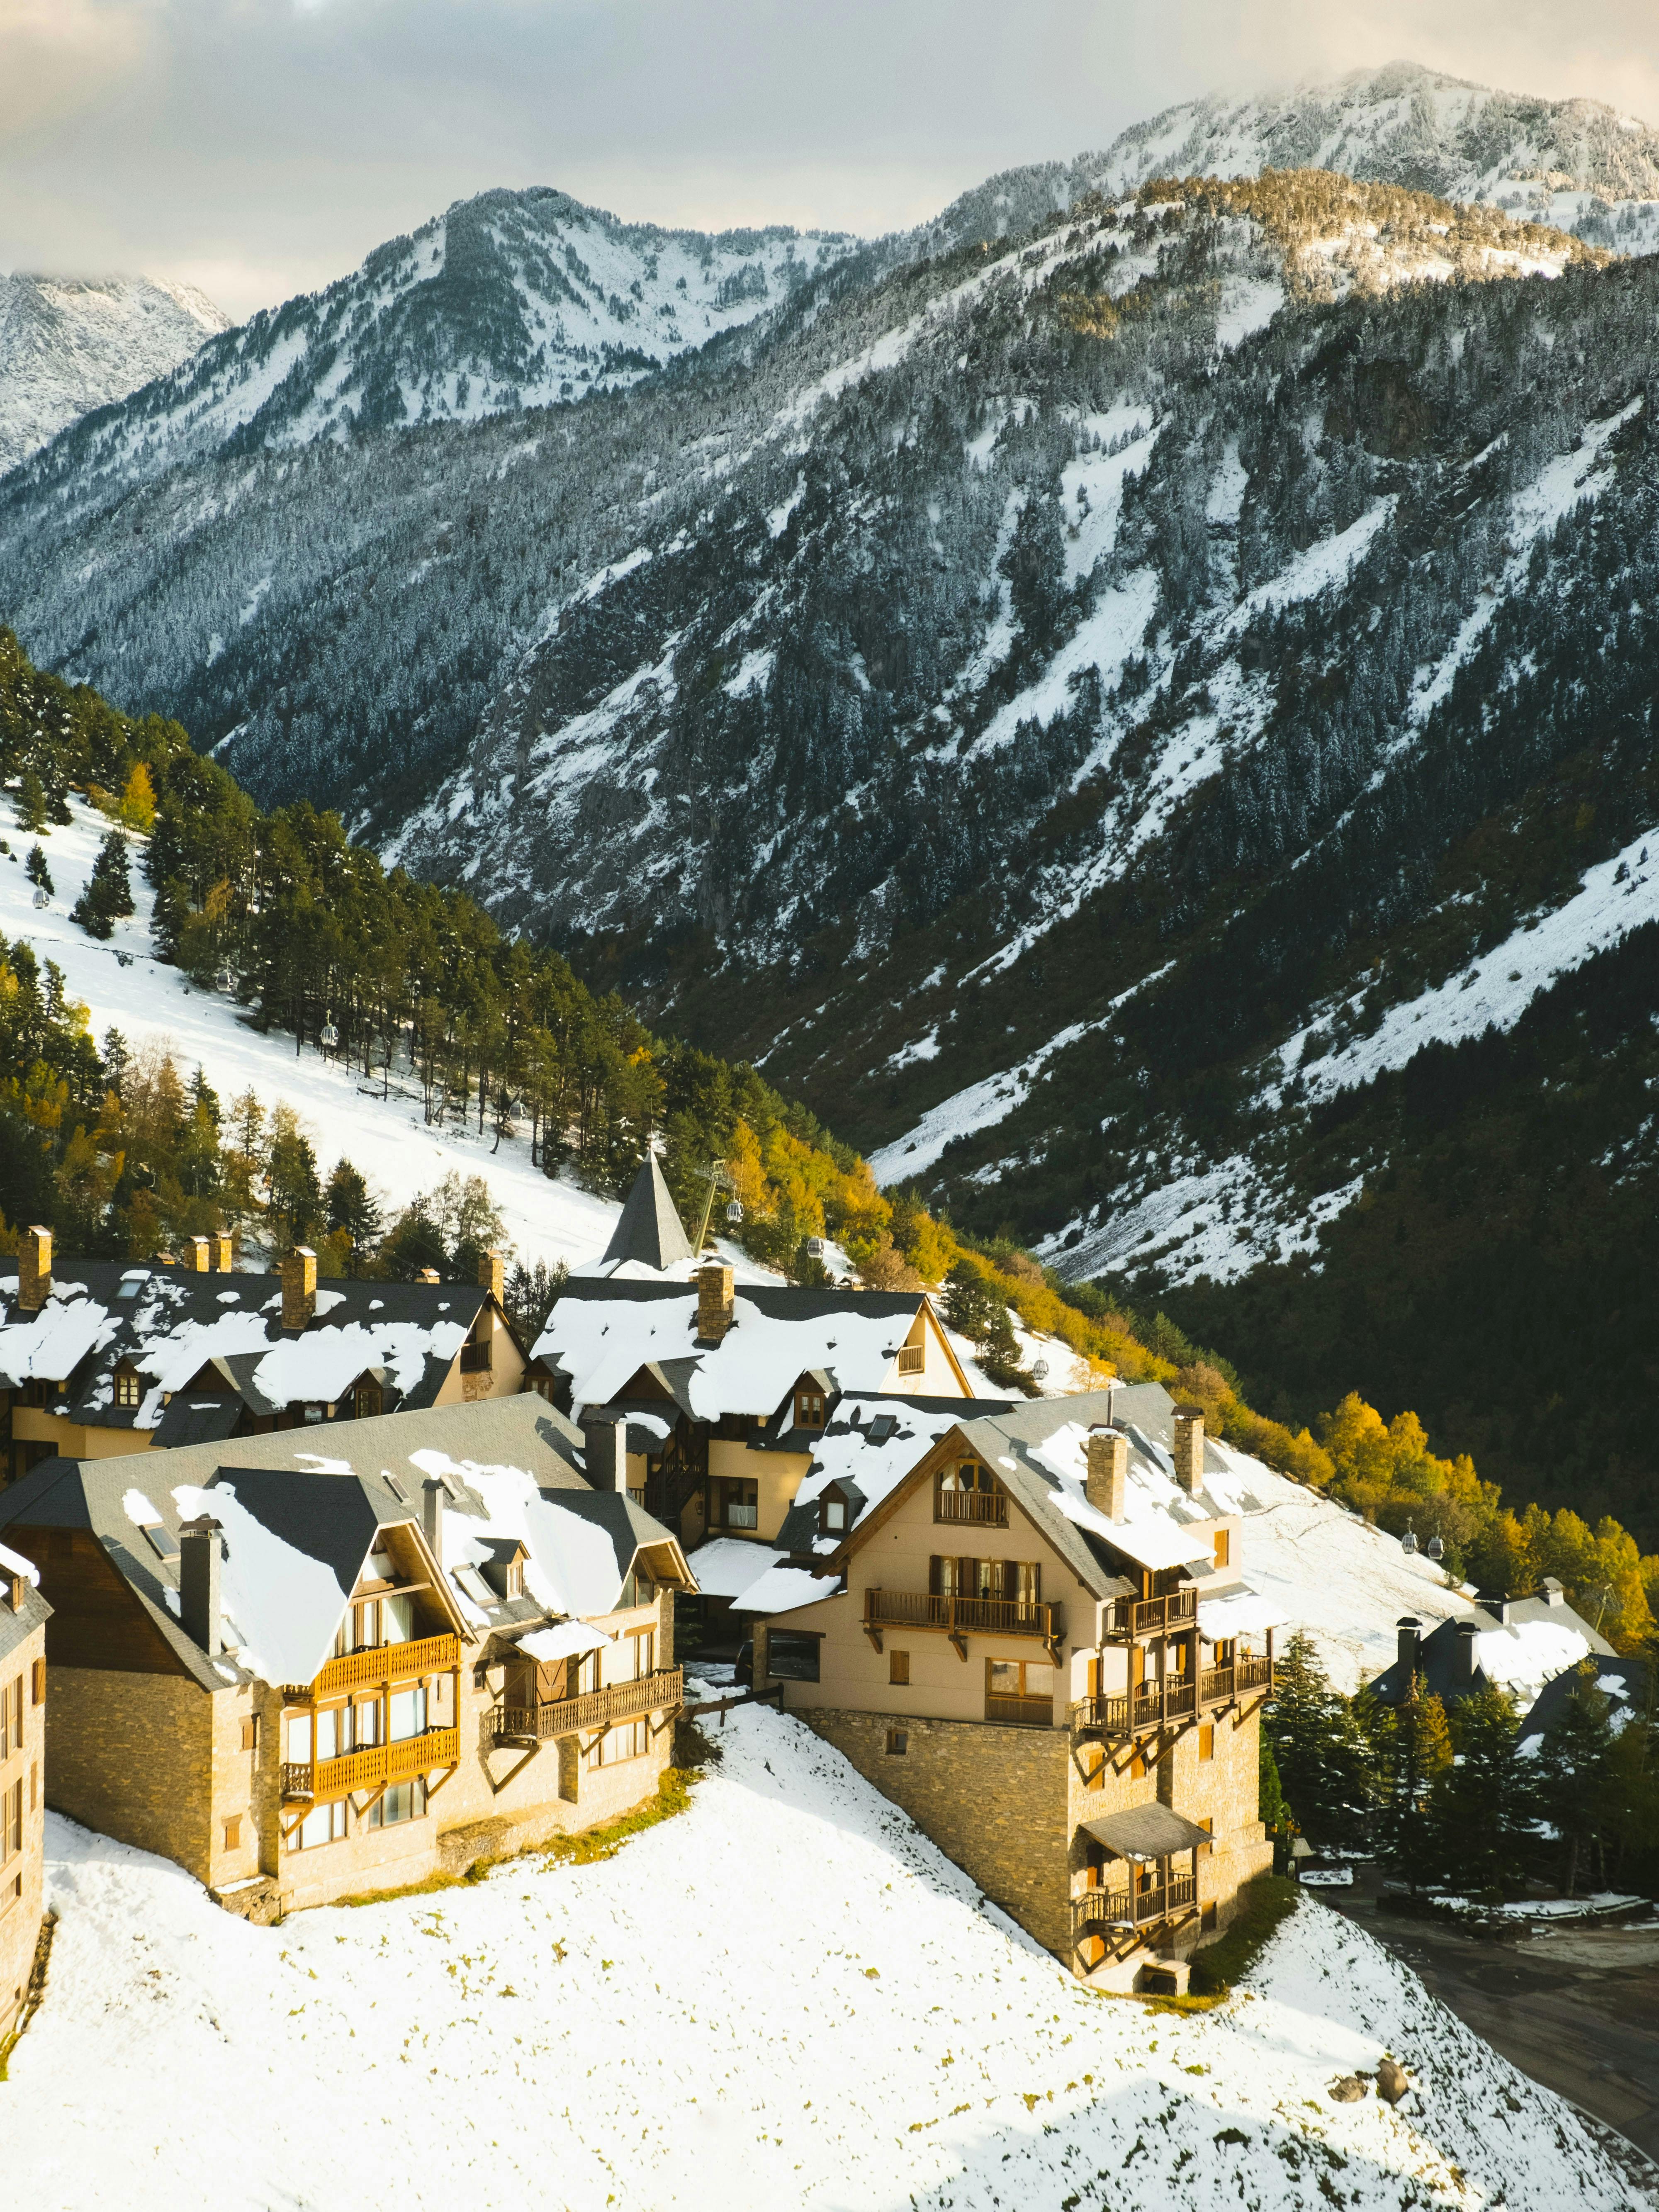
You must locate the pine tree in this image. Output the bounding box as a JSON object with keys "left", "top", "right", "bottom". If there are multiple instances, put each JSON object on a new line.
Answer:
{"left": 325, "top": 1160, "right": 383, "bottom": 1255}
{"left": 14, "top": 770, "right": 46, "bottom": 833}
{"left": 504, "top": 1258, "right": 569, "bottom": 1344}
{"left": 1431, "top": 1687, "right": 1528, "bottom": 1899}
{"left": 25, "top": 844, "right": 53, "bottom": 897}
{"left": 1264, "top": 1631, "right": 1374, "bottom": 1848}
{"left": 1534, "top": 1667, "right": 1619, "bottom": 1898}
{"left": 70, "top": 830, "right": 135, "bottom": 939}
{"left": 1374, "top": 1684, "right": 1454, "bottom": 1893}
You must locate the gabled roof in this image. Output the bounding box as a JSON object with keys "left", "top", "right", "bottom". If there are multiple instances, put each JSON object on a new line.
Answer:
{"left": 596, "top": 1156, "right": 696, "bottom": 1274}
{"left": 0, "top": 1543, "right": 50, "bottom": 1668}
{"left": 1519, "top": 1654, "right": 1653, "bottom": 1752}
{"left": 537, "top": 1283, "right": 969, "bottom": 1417}
{"left": 771, "top": 1394, "right": 1010, "bottom": 1557}
{"left": 1370, "top": 1599, "right": 1610, "bottom": 1711}
{"left": 0, "top": 1262, "right": 503, "bottom": 1432}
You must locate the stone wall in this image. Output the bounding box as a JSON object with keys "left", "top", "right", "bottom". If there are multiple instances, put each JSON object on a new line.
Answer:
{"left": 45, "top": 1666, "right": 213, "bottom": 1879}
{"left": 802, "top": 1707, "right": 1072, "bottom": 1958}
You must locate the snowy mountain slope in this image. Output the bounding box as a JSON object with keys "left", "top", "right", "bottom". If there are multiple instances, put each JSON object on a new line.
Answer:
{"left": 0, "top": 271, "right": 228, "bottom": 475}
{"left": 7, "top": 1705, "right": 1644, "bottom": 2211}
{"left": 7, "top": 187, "right": 855, "bottom": 499}
{"left": 1084, "top": 60, "right": 1659, "bottom": 251}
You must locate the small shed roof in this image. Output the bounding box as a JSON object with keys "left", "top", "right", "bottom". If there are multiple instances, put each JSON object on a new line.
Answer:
{"left": 1081, "top": 1802, "right": 1214, "bottom": 1861}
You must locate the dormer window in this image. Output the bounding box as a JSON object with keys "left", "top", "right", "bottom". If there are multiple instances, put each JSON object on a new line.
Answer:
{"left": 822, "top": 1495, "right": 847, "bottom": 1535}
{"left": 354, "top": 1376, "right": 383, "bottom": 1420}
{"left": 794, "top": 1386, "right": 825, "bottom": 1431}
{"left": 114, "top": 1362, "right": 142, "bottom": 1410}
{"left": 506, "top": 1557, "right": 525, "bottom": 1600}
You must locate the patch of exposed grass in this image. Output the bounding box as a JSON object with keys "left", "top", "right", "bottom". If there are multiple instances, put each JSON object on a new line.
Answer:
{"left": 541, "top": 1767, "right": 695, "bottom": 1867}
{"left": 0, "top": 1910, "right": 56, "bottom": 2081}
{"left": 1187, "top": 1875, "right": 1301, "bottom": 1998}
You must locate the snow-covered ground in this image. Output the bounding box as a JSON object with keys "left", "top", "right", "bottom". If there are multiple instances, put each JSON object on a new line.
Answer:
{"left": 0, "top": 799, "right": 735, "bottom": 1279}
{"left": 6, "top": 1697, "right": 1643, "bottom": 2211}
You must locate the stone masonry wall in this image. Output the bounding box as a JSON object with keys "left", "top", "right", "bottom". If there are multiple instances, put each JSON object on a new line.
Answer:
{"left": 803, "top": 1708, "right": 1073, "bottom": 1959}
{"left": 1, "top": 1617, "right": 47, "bottom": 2041}
{"left": 46, "top": 1666, "right": 212, "bottom": 1880}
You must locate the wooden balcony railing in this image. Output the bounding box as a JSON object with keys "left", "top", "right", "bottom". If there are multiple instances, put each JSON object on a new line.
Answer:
{"left": 1071, "top": 1654, "right": 1272, "bottom": 1742}
{"left": 491, "top": 1668, "right": 684, "bottom": 1745}
{"left": 985, "top": 1693, "right": 1056, "bottom": 1729}
{"left": 935, "top": 1489, "right": 1009, "bottom": 1527}
{"left": 863, "top": 1589, "right": 1062, "bottom": 1645}
{"left": 1073, "top": 1872, "right": 1198, "bottom": 1932}
{"left": 282, "top": 1725, "right": 460, "bottom": 1803}
{"left": 1102, "top": 1589, "right": 1197, "bottom": 1640}
{"left": 289, "top": 1633, "right": 460, "bottom": 1703}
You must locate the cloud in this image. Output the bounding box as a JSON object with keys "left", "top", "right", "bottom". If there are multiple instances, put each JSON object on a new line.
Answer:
{"left": 2, "top": 0, "right": 1658, "bottom": 319}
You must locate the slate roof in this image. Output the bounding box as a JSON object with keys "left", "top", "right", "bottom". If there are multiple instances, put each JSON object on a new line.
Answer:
{"left": 1519, "top": 1653, "right": 1653, "bottom": 1751}
{"left": 0, "top": 1550, "right": 50, "bottom": 1668}
{"left": 1370, "top": 1596, "right": 1613, "bottom": 1710}
{"left": 0, "top": 1395, "right": 694, "bottom": 1692}
{"left": 537, "top": 1281, "right": 961, "bottom": 1418}
{"left": 0, "top": 1262, "right": 509, "bottom": 1436}
{"left": 1081, "top": 1802, "right": 1214, "bottom": 1860}
{"left": 596, "top": 1156, "right": 696, "bottom": 1274}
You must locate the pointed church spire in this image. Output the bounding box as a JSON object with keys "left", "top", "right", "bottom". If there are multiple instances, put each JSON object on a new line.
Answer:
{"left": 599, "top": 1154, "right": 696, "bottom": 1272}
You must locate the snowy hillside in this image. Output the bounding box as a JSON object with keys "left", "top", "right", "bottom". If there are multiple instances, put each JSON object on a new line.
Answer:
{"left": 0, "top": 271, "right": 228, "bottom": 475}
{"left": 1084, "top": 61, "right": 1659, "bottom": 251}
{"left": 6, "top": 1700, "right": 1644, "bottom": 2211}
{"left": 7, "top": 187, "right": 855, "bottom": 494}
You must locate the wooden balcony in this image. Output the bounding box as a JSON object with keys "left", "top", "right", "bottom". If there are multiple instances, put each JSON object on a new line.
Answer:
{"left": 985, "top": 1693, "right": 1057, "bottom": 1729}
{"left": 282, "top": 1725, "right": 460, "bottom": 1802}
{"left": 1102, "top": 1589, "right": 1197, "bottom": 1640}
{"left": 1073, "top": 1871, "right": 1198, "bottom": 1933}
{"left": 934, "top": 1489, "right": 1009, "bottom": 1528}
{"left": 491, "top": 1667, "right": 684, "bottom": 1746}
{"left": 1071, "top": 1654, "right": 1272, "bottom": 1743}
{"left": 862, "top": 1588, "right": 1063, "bottom": 1659}
{"left": 287, "top": 1633, "right": 460, "bottom": 1703}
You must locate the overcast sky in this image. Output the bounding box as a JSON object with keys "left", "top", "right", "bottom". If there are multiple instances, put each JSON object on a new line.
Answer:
{"left": 5, "top": 0, "right": 1659, "bottom": 320}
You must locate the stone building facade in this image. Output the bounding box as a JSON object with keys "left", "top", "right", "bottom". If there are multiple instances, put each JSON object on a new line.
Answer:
{"left": 0, "top": 1543, "right": 51, "bottom": 2042}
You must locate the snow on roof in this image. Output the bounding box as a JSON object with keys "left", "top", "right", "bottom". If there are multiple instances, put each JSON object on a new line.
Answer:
{"left": 250, "top": 1319, "right": 467, "bottom": 1408}
{"left": 411, "top": 1449, "right": 630, "bottom": 1621}
{"left": 1471, "top": 1617, "right": 1591, "bottom": 1700}
{"left": 788, "top": 1398, "right": 963, "bottom": 1519}
{"left": 1025, "top": 1419, "right": 1216, "bottom": 1567}
{"left": 690, "top": 1537, "right": 787, "bottom": 1599}
{"left": 734, "top": 1562, "right": 837, "bottom": 1615}
{"left": 518, "top": 1620, "right": 613, "bottom": 1663}
{"left": 0, "top": 1538, "right": 39, "bottom": 1587}
{"left": 171, "top": 1478, "right": 363, "bottom": 1689}
{"left": 0, "top": 1288, "right": 112, "bottom": 1388}
{"left": 122, "top": 1487, "right": 163, "bottom": 1527}
{"left": 1197, "top": 1590, "right": 1286, "bottom": 1639}
{"left": 540, "top": 1290, "right": 931, "bottom": 1417}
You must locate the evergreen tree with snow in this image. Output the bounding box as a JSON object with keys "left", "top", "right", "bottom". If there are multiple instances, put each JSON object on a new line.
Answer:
{"left": 24, "top": 842, "right": 53, "bottom": 897}
{"left": 71, "top": 828, "right": 135, "bottom": 938}
{"left": 14, "top": 769, "right": 46, "bottom": 833}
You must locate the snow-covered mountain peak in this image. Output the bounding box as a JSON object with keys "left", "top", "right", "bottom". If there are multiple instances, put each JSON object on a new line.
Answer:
{"left": 0, "top": 271, "right": 230, "bottom": 476}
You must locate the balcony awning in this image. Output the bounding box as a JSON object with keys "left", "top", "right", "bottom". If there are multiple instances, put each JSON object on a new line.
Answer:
{"left": 1082, "top": 1803, "right": 1213, "bottom": 1862}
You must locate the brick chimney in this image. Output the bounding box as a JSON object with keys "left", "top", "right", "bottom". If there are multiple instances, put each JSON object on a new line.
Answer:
{"left": 18, "top": 1225, "right": 52, "bottom": 1314}
{"left": 179, "top": 1516, "right": 224, "bottom": 1656}
{"left": 479, "top": 1249, "right": 504, "bottom": 1304}
{"left": 697, "top": 1260, "right": 735, "bottom": 1345}
{"left": 213, "top": 1231, "right": 234, "bottom": 1272}
{"left": 1085, "top": 1425, "right": 1127, "bottom": 1521}
{"left": 282, "top": 1246, "right": 317, "bottom": 1331}
{"left": 188, "top": 1235, "right": 210, "bottom": 1273}
{"left": 1171, "top": 1404, "right": 1205, "bottom": 1496}
{"left": 1396, "top": 1617, "right": 1421, "bottom": 1677}
{"left": 583, "top": 1414, "right": 628, "bottom": 1494}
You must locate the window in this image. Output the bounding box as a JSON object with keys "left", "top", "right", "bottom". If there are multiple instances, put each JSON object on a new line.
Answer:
{"left": 1213, "top": 1529, "right": 1231, "bottom": 1570}
{"left": 1198, "top": 1723, "right": 1215, "bottom": 1762}
{"left": 895, "top": 1342, "right": 924, "bottom": 1375}
{"left": 0, "top": 1872, "right": 18, "bottom": 1917}
{"left": 767, "top": 1632, "right": 821, "bottom": 1682}
{"left": 1198, "top": 1817, "right": 1213, "bottom": 1857}
{"left": 889, "top": 1650, "right": 910, "bottom": 1686}
{"left": 985, "top": 1658, "right": 1054, "bottom": 1725}
{"left": 29, "top": 1762, "right": 37, "bottom": 1811}
{"left": 240, "top": 1716, "right": 260, "bottom": 1753}
{"left": 0, "top": 1674, "right": 19, "bottom": 1759}
{"left": 718, "top": 1480, "right": 759, "bottom": 1532}
{"left": 929, "top": 1557, "right": 1040, "bottom": 1606}
{"left": 222, "top": 1816, "right": 242, "bottom": 1851}
{"left": 1129, "top": 1747, "right": 1149, "bottom": 1781}
{"left": 794, "top": 1387, "right": 825, "bottom": 1430}
{"left": 505, "top": 1557, "right": 525, "bottom": 1600}
{"left": 628, "top": 1630, "right": 656, "bottom": 1682}
{"left": 1201, "top": 1904, "right": 1218, "bottom": 1932}
{"left": 354, "top": 1699, "right": 383, "bottom": 1747}
{"left": 389, "top": 1686, "right": 427, "bottom": 1743}
{"left": 114, "top": 1363, "right": 141, "bottom": 1409}
{"left": 354, "top": 1378, "right": 382, "bottom": 1420}
{"left": 382, "top": 1594, "right": 414, "bottom": 1645}
{"left": 285, "top": 1712, "right": 312, "bottom": 1764}
{"left": 821, "top": 1494, "right": 847, "bottom": 1535}
{"left": 586, "top": 1720, "right": 647, "bottom": 1769}
{"left": 1, "top": 1779, "right": 20, "bottom": 1863}
{"left": 289, "top": 1799, "right": 347, "bottom": 1850}
{"left": 370, "top": 1779, "right": 426, "bottom": 1827}
{"left": 885, "top": 1728, "right": 908, "bottom": 1756}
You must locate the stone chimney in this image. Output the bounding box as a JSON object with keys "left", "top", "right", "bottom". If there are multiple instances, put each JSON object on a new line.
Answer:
{"left": 179, "top": 1516, "right": 223, "bottom": 1656}
{"left": 697, "top": 1260, "right": 735, "bottom": 1345}
{"left": 214, "top": 1231, "right": 234, "bottom": 1272}
{"left": 18, "top": 1225, "right": 52, "bottom": 1314}
{"left": 479, "top": 1248, "right": 504, "bottom": 1304}
{"left": 422, "top": 1476, "right": 447, "bottom": 1558}
{"left": 281, "top": 1246, "right": 317, "bottom": 1331}
{"left": 1085, "top": 1425, "right": 1127, "bottom": 1521}
{"left": 1540, "top": 1576, "right": 1565, "bottom": 1609}
{"left": 188, "top": 1235, "right": 210, "bottom": 1273}
{"left": 1171, "top": 1404, "right": 1205, "bottom": 1496}
{"left": 583, "top": 1414, "right": 628, "bottom": 1494}
{"left": 6, "top": 1563, "right": 27, "bottom": 1613}
{"left": 1453, "top": 1619, "right": 1479, "bottom": 1688}
{"left": 1396, "top": 1616, "right": 1421, "bottom": 1677}
{"left": 417, "top": 1266, "right": 441, "bottom": 1285}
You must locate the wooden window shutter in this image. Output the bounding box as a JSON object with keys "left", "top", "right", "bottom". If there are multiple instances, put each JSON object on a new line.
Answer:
{"left": 31, "top": 1658, "right": 45, "bottom": 1706}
